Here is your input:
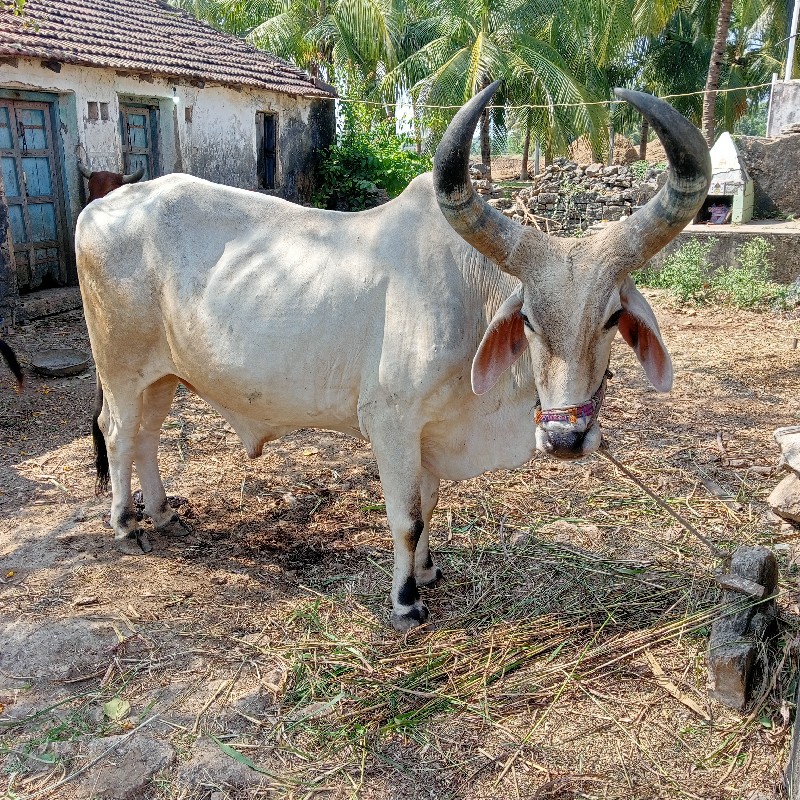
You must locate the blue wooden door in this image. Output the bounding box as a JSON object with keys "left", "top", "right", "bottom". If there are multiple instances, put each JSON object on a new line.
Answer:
{"left": 120, "top": 104, "right": 159, "bottom": 179}
{"left": 0, "top": 99, "right": 67, "bottom": 291}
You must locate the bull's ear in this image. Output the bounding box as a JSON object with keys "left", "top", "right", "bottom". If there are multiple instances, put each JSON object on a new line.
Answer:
{"left": 471, "top": 291, "right": 527, "bottom": 395}
{"left": 619, "top": 278, "right": 673, "bottom": 392}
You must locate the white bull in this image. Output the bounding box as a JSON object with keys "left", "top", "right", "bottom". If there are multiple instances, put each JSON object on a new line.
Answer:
{"left": 76, "top": 84, "right": 710, "bottom": 630}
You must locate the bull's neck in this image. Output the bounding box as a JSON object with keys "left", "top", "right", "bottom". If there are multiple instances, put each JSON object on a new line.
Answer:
{"left": 458, "top": 245, "right": 518, "bottom": 329}
{"left": 458, "top": 244, "right": 536, "bottom": 400}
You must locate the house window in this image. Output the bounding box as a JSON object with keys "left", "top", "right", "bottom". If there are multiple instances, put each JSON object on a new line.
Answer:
{"left": 120, "top": 103, "right": 159, "bottom": 179}
{"left": 256, "top": 111, "right": 277, "bottom": 189}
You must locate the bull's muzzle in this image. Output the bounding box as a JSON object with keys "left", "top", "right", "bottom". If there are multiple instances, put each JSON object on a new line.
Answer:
{"left": 537, "top": 420, "right": 603, "bottom": 459}
{"left": 535, "top": 371, "right": 611, "bottom": 460}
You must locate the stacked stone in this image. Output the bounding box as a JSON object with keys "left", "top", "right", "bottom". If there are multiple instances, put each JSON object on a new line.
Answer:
{"left": 480, "top": 157, "right": 667, "bottom": 236}
{"left": 469, "top": 162, "right": 505, "bottom": 200}
{"left": 769, "top": 426, "right": 800, "bottom": 523}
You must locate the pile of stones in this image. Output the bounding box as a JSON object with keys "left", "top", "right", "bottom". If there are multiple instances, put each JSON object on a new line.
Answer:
{"left": 477, "top": 157, "right": 667, "bottom": 236}
{"left": 769, "top": 426, "right": 800, "bottom": 524}
{"left": 469, "top": 162, "right": 506, "bottom": 201}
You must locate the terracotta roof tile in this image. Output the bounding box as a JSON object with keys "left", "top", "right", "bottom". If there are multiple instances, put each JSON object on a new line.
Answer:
{"left": 0, "top": 0, "right": 335, "bottom": 98}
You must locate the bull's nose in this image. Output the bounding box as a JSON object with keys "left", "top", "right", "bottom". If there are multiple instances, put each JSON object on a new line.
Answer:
{"left": 543, "top": 428, "right": 586, "bottom": 459}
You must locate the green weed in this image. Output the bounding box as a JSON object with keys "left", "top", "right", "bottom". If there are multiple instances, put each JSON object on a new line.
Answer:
{"left": 637, "top": 236, "right": 792, "bottom": 309}
{"left": 711, "top": 237, "right": 789, "bottom": 309}
{"left": 312, "top": 101, "right": 430, "bottom": 212}
{"left": 638, "top": 237, "right": 714, "bottom": 304}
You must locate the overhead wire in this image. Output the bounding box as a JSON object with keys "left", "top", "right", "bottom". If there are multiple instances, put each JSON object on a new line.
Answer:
{"left": 304, "top": 81, "right": 775, "bottom": 109}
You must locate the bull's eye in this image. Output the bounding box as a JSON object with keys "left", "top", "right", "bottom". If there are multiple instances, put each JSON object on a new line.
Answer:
{"left": 604, "top": 309, "right": 624, "bottom": 330}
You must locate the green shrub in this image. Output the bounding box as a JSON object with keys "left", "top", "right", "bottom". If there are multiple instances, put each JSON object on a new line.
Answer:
{"left": 637, "top": 236, "right": 792, "bottom": 309}
{"left": 313, "top": 103, "right": 430, "bottom": 211}
{"left": 630, "top": 160, "right": 648, "bottom": 181}
{"left": 637, "top": 237, "right": 714, "bottom": 304}
{"left": 711, "top": 237, "right": 788, "bottom": 308}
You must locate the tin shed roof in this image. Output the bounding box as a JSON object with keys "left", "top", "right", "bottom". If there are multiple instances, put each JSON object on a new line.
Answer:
{"left": 0, "top": 0, "right": 335, "bottom": 98}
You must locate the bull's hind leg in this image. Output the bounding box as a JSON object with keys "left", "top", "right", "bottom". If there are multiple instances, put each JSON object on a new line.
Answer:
{"left": 134, "top": 376, "right": 188, "bottom": 535}
{"left": 99, "top": 386, "right": 149, "bottom": 554}
{"left": 415, "top": 469, "right": 443, "bottom": 587}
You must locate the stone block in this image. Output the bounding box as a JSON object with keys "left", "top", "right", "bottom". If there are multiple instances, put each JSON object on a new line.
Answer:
{"left": 708, "top": 546, "right": 778, "bottom": 709}
{"left": 774, "top": 426, "right": 800, "bottom": 476}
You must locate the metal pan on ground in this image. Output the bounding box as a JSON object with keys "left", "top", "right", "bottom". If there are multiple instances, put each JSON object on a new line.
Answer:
{"left": 30, "top": 348, "right": 90, "bottom": 377}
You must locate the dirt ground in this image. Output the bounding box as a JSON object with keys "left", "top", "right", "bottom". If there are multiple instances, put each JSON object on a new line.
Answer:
{"left": 1, "top": 294, "right": 800, "bottom": 800}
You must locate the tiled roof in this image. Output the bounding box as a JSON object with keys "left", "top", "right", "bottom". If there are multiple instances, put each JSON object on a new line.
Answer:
{"left": 0, "top": 0, "right": 335, "bottom": 98}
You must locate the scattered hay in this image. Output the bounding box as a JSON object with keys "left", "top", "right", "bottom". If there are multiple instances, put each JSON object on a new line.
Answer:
{"left": 1, "top": 296, "right": 798, "bottom": 798}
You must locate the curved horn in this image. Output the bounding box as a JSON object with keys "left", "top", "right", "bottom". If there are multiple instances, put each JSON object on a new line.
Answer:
{"left": 77, "top": 161, "right": 92, "bottom": 179}
{"left": 433, "top": 82, "right": 530, "bottom": 274}
{"left": 598, "top": 89, "right": 711, "bottom": 270}
{"left": 122, "top": 166, "right": 145, "bottom": 184}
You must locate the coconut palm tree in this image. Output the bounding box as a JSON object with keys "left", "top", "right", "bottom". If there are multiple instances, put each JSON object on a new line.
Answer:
{"left": 380, "top": 0, "right": 617, "bottom": 176}
{"left": 630, "top": 0, "right": 788, "bottom": 145}
{"left": 171, "top": 0, "right": 402, "bottom": 83}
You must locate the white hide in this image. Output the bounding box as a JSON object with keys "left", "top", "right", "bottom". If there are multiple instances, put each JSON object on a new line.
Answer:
{"left": 75, "top": 169, "right": 673, "bottom": 629}
{"left": 77, "top": 172, "right": 546, "bottom": 481}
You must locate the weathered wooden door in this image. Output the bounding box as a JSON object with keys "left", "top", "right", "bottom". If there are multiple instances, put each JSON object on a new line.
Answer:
{"left": 120, "top": 104, "right": 159, "bottom": 179}
{"left": 0, "top": 99, "right": 67, "bottom": 292}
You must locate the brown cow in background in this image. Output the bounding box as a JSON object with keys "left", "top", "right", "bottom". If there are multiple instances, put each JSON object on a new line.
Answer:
{"left": 78, "top": 163, "right": 145, "bottom": 202}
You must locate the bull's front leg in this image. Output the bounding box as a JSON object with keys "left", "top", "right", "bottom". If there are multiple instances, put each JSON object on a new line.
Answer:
{"left": 415, "top": 468, "right": 443, "bottom": 588}
{"left": 372, "top": 433, "right": 434, "bottom": 631}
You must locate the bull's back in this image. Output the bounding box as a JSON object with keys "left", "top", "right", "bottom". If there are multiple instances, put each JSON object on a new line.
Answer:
{"left": 75, "top": 174, "right": 471, "bottom": 433}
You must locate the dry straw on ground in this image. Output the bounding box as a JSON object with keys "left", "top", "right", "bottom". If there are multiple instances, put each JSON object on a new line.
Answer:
{"left": 1, "top": 294, "right": 799, "bottom": 799}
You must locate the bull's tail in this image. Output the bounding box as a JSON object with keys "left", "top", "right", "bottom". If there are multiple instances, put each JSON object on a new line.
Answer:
{"left": 0, "top": 337, "right": 23, "bottom": 388}
{"left": 93, "top": 375, "right": 110, "bottom": 494}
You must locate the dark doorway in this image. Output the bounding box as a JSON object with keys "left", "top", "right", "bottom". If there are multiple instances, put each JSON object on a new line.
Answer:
{"left": 120, "top": 103, "right": 160, "bottom": 179}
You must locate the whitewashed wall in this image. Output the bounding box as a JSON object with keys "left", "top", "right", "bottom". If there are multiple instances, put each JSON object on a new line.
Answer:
{"left": 0, "top": 57, "right": 327, "bottom": 229}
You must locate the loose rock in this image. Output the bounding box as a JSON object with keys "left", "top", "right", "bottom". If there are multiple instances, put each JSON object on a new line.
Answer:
{"left": 768, "top": 473, "right": 800, "bottom": 523}
{"left": 76, "top": 734, "right": 174, "bottom": 800}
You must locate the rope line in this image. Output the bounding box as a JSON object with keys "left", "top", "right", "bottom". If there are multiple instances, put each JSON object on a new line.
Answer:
{"left": 597, "top": 441, "right": 730, "bottom": 564}
{"left": 304, "top": 81, "right": 774, "bottom": 109}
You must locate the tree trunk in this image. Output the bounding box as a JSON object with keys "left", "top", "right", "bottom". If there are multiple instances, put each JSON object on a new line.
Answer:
{"left": 520, "top": 128, "right": 531, "bottom": 180}
{"left": 608, "top": 124, "right": 615, "bottom": 166}
{"left": 480, "top": 106, "right": 492, "bottom": 180}
{"left": 639, "top": 118, "right": 649, "bottom": 161}
{"left": 703, "top": 0, "right": 734, "bottom": 146}
{"left": 533, "top": 138, "right": 540, "bottom": 176}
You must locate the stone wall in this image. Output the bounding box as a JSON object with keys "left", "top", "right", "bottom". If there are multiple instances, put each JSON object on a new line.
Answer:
{"left": 647, "top": 226, "right": 800, "bottom": 284}
{"left": 735, "top": 133, "right": 800, "bottom": 218}
{"left": 484, "top": 158, "right": 666, "bottom": 235}
{"left": 766, "top": 81, "right": 800, "bottom": 136}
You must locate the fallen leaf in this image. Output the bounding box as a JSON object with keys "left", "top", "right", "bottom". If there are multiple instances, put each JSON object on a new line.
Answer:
{"left": 644, "top": 650, "right": 710, "bottom": 721}
{"left": 103, "top": 697, "right": 131, "bottom": 721}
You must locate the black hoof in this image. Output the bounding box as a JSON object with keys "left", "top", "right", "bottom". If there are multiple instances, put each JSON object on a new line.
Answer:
{"left": 116, "top": 531, "right": 152, "bottom": 554}
{"left": 156, "top": 514, "right": 193, "bottom": 537}
{"left": 390, "top": 603, "right": 430, "bottom": 632}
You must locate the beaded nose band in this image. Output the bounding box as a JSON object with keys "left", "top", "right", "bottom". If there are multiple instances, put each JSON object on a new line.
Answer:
{"left": 534, "top": 369, "right": 613, "bottom": 426}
